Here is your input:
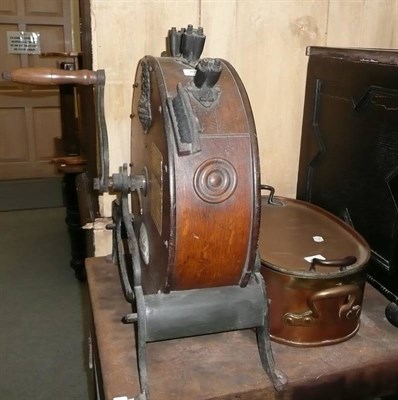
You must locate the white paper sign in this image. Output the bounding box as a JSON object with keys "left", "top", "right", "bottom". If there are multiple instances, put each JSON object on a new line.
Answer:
{"left": 7, "top": 31, "right": 41, "bottom": 54}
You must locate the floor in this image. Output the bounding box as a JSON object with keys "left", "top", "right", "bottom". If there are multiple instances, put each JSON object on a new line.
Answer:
{"left": 0, "top": 179, "right": 64, "bottom": 212}
{"left": 0, "top": 207, "right": 92, "bottom": 399}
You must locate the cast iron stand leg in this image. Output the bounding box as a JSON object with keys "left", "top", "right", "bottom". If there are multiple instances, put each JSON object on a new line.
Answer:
{"left": 256, "top": 273, "right": 287, "bottom": 391}
{"left": 135, "top": 286, "right": 149, "bottom": 400}
{"left": 257, "top": 324, "right": 287, "bottom": 391}
{"left": 116, "top": 177, "right": 150, "bottom": 400}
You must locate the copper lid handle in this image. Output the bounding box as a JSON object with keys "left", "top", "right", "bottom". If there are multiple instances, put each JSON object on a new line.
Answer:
{"left": 1, "top": 67, "right": 98, "bottom": 86}
{"left": 310, "top": 255, "right": 357, "bottom": 272}
{"left": 260, "top": 184, "right": 282, "bottom": 206}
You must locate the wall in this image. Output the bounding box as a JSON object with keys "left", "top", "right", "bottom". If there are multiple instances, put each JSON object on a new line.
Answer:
{"left": 89, "top": 0, "right": 397, "bottom": 253}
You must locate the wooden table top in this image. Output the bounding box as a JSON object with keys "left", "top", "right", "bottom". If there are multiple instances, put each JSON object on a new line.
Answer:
{"left": 86, "top": 257, "right": 398, "bottom": 400}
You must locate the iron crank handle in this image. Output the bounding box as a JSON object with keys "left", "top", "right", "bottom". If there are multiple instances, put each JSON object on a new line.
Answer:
{"left": 1, "top": 67, "right": 109, "bottom": 192}
{"left": 310, "top": 255, "right": 357, "bottom": 272}
{"left": 1, "top": 67, "right": 98, "bottom": 86}
{"left": 110, "top": 198, "right": 135, "bottom": 304}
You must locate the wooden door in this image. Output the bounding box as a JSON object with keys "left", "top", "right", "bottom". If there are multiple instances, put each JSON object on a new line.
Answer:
{"left": 0, "top": 0, "right": 75, "bottom": 180}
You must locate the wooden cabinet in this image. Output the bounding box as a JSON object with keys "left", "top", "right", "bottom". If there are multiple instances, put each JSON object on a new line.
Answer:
{"left": 297, "top": 47, "right": 398, "bottom": 315}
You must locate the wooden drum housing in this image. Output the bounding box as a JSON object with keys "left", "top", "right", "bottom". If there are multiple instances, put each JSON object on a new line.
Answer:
{"left": 129, "top": 56, "right": 260, "bottom": 294}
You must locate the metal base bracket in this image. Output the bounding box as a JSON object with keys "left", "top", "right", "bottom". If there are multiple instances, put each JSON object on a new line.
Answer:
{"left": 123, "top": 276, "right": 287, "bottom": 399}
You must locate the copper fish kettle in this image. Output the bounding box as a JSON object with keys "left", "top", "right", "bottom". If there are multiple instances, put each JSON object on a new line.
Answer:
{"left": 259, "top": 185, "right": 371, "bottom": 347}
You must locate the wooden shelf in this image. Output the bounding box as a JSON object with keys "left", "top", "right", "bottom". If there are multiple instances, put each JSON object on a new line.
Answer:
{"left": 86, "top": 256, "right": 398, "bottom": 400}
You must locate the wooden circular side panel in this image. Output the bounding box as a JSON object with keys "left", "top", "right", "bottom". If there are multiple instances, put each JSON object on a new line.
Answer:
{"left": 130, "top": 56, "right": 173, "bottom": 295}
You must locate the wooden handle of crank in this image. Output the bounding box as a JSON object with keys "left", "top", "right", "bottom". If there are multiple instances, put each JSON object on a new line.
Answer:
{"left": 1, "top": 67, "right": 98, "bottom": 85}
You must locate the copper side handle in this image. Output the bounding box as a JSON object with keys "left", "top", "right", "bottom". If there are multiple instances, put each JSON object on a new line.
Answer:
{"left": 284, "top": 284, "right": 362, "bottom": 326}
{"left": 309, "top": 284, "right": 362, "bottom": 319}
{"left": 310, "top": 255, "right": 357, "bottom": 272}
{"left": 1, "top": 67, "right": 98, "bottom": 86}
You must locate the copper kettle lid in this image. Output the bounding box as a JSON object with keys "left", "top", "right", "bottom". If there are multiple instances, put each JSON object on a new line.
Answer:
{"left": 258, "top": 186, "right": 370, "bottom": 277}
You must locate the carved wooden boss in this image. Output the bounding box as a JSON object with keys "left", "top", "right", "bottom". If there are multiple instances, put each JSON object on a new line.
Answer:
{"left": 2, "top": 26, "right": 286, "bottom": 399}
